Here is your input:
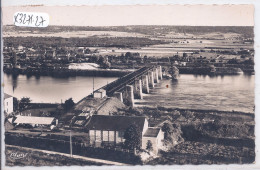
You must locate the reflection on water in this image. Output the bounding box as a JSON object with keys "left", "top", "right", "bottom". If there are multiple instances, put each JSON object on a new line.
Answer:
{"left": 4, "top": 74, "right": 118, "bottom": 103}
{"left": 136, "top": 74, "right": 254, "bottom": 113}
{"left": 11, "top": 74, "right": 18, "bottom": 92}
{"left": 4, "top": 73, "right": 255, "bottom": 112}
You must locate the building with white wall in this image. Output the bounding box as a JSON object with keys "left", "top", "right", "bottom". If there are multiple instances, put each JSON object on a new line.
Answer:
{"left": 86, "top": 115, "right": 164, "bottom": 154}
{"left": 4, "top": 93, "right": 13, "bottom": 115}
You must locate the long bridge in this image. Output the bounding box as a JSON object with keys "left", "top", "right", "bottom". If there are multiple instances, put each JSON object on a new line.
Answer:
{"left": 92, "top": 66, "right": 163, "bottom": 107}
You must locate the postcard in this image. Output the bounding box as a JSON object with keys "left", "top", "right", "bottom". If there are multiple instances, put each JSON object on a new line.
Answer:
{"left": 1, "top": 2, "right": 259, "bottom": 169}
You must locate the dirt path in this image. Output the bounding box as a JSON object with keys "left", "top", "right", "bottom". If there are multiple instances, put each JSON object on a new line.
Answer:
{"left": 6, "top": 144, "right": 129, "bottom": 166}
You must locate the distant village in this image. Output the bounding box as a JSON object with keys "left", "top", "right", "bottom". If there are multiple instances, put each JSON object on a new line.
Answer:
{"left": 3, "top": 36, "right": 254, "bottom": 76}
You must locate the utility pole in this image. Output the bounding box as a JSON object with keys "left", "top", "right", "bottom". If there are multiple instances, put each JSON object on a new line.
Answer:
{"left": 70, "top": 130, "right": 73, "bottom": 157}
{"left": 92, "top": 72, "right": 95, "bottom": 97}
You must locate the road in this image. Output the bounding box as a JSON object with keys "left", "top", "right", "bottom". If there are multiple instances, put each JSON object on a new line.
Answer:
{"left": 6, "top": 144, "right": 130, "bottom": 166}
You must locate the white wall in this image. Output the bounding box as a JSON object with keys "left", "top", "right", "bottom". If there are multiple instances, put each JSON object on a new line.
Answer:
{"left": 89, "top": 130, "right": 95, "bottom": 145}
{"left": 142, "top": 129, "right": 164, "bottom": 155}
{"left": 4, "top": 97, "right": 13, "bottom": 114}
{"left": 142, "top": 119, "right": 149, "bottom": 136}
{"left": 142, "top": 136, "right": 158, "bottom": 155}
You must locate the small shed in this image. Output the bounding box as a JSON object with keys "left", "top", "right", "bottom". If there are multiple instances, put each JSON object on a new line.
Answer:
{"left": 94, "top": 89, "right": 106, "bottom": 98}
{"left": 142, "top": 127, "right": 164, "bottom": 155}
{"left": 14, "top": 115, "right": 57, "bottom": 128}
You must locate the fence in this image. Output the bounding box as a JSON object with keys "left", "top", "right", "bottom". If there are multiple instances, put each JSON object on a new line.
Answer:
{"left": 5, "top": 133, "right": 142, "bottom": 165}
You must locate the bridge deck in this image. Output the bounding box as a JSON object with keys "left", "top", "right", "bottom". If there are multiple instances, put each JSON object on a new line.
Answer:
{"left": 101, "top": 66, "right": 154, "bottom": 96}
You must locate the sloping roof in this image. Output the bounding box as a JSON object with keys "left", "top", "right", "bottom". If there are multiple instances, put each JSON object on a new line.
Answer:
{"left": 4, "top": 93, "right": 13, "bottom": 99}
{"left": 14, "top": 115, "right": 55, "bottom": 125}
{"left": 143, "top": 128, "right": 160, "bottom": 137}
{"left": 74, "top": 97, "right": 107, "bottom": 111}
{"left": 96, "top": 97, "right": 126, "bottom": 115}
{"left": 85, "top": 115, "right": 146, "bottom": 132}
{"left": 96, "top": 89, "right": 106, "bottom": 93}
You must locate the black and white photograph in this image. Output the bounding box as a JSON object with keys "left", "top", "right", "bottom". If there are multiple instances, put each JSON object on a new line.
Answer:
{"left": 1, "top": 2, "right": 258, "bottom": 168}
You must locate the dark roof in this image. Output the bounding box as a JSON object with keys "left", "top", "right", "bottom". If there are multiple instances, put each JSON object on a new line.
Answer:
{"left": 4, "top": 93, "right": 13, "bottom": 99}
{"left": 74, "top": 97, "right": 107, "bottom": 111}
{"left": 96, "top": 97, "right": 126, "bottom": 115}
{"left": 85, "top": 115, "right": 146, "bottom": 132}
{"left": 143, "top": 128, "right": 160, "bottom": 137}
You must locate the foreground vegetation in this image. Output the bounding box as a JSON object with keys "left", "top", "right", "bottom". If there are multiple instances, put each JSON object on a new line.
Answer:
{"left": 119, "top": 106, "right": 255, "bottom": 164}
{"left": 5, "top": 145, "right": 105, "bottom": 166}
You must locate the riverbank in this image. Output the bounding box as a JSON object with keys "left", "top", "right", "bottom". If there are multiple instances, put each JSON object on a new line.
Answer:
{"left": 4, "top": 65, "right": 254, "bottom": 78}
{"left": 127, "top": 106, "right": 255, "bottom": 165}
{"left": 178, "top": 66, "right": 253, "bottom": 75}
{"left": 4, "top": 67, "right": 131, "bottom": 77}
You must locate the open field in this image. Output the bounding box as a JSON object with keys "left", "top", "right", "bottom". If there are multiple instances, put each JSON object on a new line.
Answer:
{"left": 3, "top": 30, "right": 147, "bottom": 38}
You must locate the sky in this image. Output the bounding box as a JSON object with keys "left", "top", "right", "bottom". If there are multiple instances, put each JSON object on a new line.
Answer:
{"left": 2, "top": 5, "right": 254, "bottom": 26}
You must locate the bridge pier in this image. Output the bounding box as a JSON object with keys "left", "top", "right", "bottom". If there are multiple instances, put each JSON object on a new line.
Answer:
{"left": 125, "top": 85, "right": 134, "bottom": 107}
{"left": 114, "top": 92, "right": 123, "bottom": 103}
{"left": 134, "top": 79, "right": 143, "bottom": 99}
{"left": 158, "top": 66, "right": 163, "bottom": 80}
{"left": 148, "top": 71, "right": 155, "bottom": 88}
{"left": 154, "top": 68, "right": 159, "bottom": 83}
{"left": 142, "top": 75, "right": 149, "bottom": 94}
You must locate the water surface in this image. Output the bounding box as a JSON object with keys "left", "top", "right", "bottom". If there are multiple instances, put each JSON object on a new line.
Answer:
{"left": 4, "top": 73, "right": 254, "bottom": 113}
{"left": 135, "top": 74, "right": 254, "bottom": 113}
{"left": 4, "top": 74, "right": 117, "bottom": 103}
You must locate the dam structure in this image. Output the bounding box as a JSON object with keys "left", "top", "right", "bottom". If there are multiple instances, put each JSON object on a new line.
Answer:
{"left": 91, "top": 66, "right": 163, "bottom": 107}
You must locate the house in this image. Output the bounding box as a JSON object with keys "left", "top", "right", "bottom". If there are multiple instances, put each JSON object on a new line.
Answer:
{"left": 4, "top": 93, "right": 13, "bottom": 114}
{"left": 86, "top": 115, "right": 148, "bottom": 147}
{"left": 85, "top": 115, "right": 164, "bottom": 154}
{"left": 94, "top": 89, "right": 106, "bottom": 98}
{"left": 14, "top": 115, "right": 58, "bottom": 129}
{"left": 142, "top": 127, "right": 164, "bottom": 155}
{"left": 68, "top": 97, "right": 126, "bottom": 128}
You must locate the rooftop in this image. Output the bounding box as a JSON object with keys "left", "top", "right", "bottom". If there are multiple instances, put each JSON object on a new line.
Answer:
{"left": 143, "top": 128, "right": 161, "bottom": 137}
{"left": 96, "top": 97, "right": 126, "bottom": 115}
{"left": 85, "top": 115, "right": 146, "bottom": 132}
{"left": 4, "top": 93, "right": 13, "bottom": 99}
{"left": 14, "top": 115, "right": 55, "bottom": 125}
{"left": 74, "top": 97, "right": 107, "bottom": 111}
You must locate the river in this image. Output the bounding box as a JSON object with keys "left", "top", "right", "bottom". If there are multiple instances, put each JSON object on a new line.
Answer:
{"left": 3, "top": 74, "right": 117, "bottom": 103}
{"left": 135, "top": 74, "right": 254, "bottom": 113}
{"left": 4, "top": 74, "right": 254, "bottom": 113}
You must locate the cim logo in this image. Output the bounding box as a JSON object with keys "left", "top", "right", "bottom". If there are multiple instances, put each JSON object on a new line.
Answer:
{"left": 10, "top": 152, "right": 28, "bottom": 160}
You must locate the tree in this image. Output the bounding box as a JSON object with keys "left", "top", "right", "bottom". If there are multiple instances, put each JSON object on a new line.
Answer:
{"left": 13, "top": 97, "right": 19, "bottom": 111}
{"left": 227, "top": 58, "right": 238, "bottom": 64}
{"left": 10, "top": 52, "right": 17, "bottom": 67}
{"left": 102, "top": 61, "right": 111, "bottom": 69}
{"left": 124, "top": 124, "right": 141, "bottom": 150}
{"left": 84, "top": 48, "right": 91, "bottom": 54}
{"left": 152, "top": 107, "right": 161, "bottom": 120}
{"left": 144, "top": 55, "right": 148, "bottom": 63}
{"left": 146, "top": 140, "right": 153, "bottom": 152}
{"left": 161, "top": 122, "right": 174, "bottom": 142}
{"left": 19, "top": 97, "right": 31, "bottom": 111}
{"left": 97, "top": 56, "right": 106, "bottom": 65}
{"left": 64, "top": 98, "right": 75, "bottom": 112}
{"left": 125, "top": 52, "right": 133, "bottom": 59}
{"left": 243, "top": 58, "right": 254, "bottom": 65}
